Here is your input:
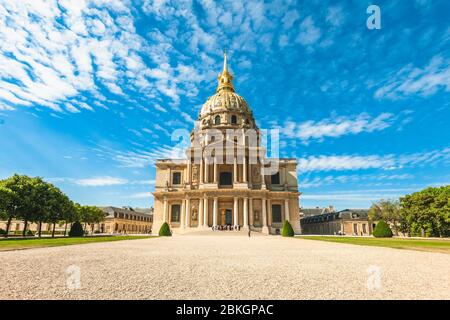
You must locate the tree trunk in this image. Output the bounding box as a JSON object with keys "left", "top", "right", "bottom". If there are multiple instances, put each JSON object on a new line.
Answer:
{"left": 64, "top": 222, "right": 68, "bottom": 237}
{"left": 22, "top": 220, "right": 28, "bottom": 237}
{"left": 52, "top": 222, "right": 56, "bottom": 238}
{"left": 4, "top": 216, "right": 12, "bottom": 238}
{"left": 38, "top": 221, "right": 42, "bottom": 237}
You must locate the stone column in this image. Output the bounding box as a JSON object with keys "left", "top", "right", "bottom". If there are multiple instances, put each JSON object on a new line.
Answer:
{"left": 198, "top": 197, "right": 204, "bottom": 228}
{"left": 187, "top": 157, "right": 191, "bottom": 184}
{"left": 213, "top": 197, "right": 218, "bottom": 227}
{"left": 163, "top": 197, "right": 168, "bottom": 223}
{"left": 233, "top": 156, "right": 238, "bottom": 183}
{"left": 260, "top": 160, "right": 266, "bottom": 190}
{"left": 199, "top": 158, "right": 204, "bottom": 183}
{"left": 243, "top": 155, "right": 247, "bottom": 182}
{"left": 203, "top": 197, "right": 209, "bottom": 227}
{"left": 213, "top": 157, "right": 218, "bottom": 184}
{"left": 249, "top": 198, "right": 253, "bottom": 227}
{"left": 233, "top": 197, "right": 239, "bottom": 227}
{"left": 185, "top": 197, "right": 191, "bottom": 228}
{"left": 262, "top": 197, "right": 268, "bottom": 234}
{"left": 284, "top": 198, "right": 290, "bottom": 222}
{"left": 181, "top": 198, "right": 186, "bottom": 228}
{"left": 267, "top": 199, "right": 272, "bottom": 227}
{"left": 243, "top": 197, "right": 248, "bottom": 229}
{"left": 204, "top": 159, "right": 208, "bottom": 183}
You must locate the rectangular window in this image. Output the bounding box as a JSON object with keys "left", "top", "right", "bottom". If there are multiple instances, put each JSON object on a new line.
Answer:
{"left": 171, "top": 204, "right": 181, "bottom": 222}
{"left": 353, "top": 223, "right": 358, "bottom": 234}
{"left": 271, "top": 172, "right": 280, "bottom": 185}
{"left": 272, "top": 204, "right": 282, "bottom": 223}
{"left": 172, "top": 172, "right": 181, "bottom": 185}
{"left": 362, "top": 224, "right": 367, "bottom": 234}
{"left": 219, "top": 172, "right": 232, "bottom": 185}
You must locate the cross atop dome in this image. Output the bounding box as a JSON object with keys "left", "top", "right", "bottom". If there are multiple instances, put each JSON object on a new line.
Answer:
{"left": 216, "top": 50, "right": 234, "bottom": 93}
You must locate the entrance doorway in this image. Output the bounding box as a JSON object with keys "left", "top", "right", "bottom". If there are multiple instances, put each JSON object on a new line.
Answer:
{"left": 225, "top": 209, "right": 232, "bottom": 225}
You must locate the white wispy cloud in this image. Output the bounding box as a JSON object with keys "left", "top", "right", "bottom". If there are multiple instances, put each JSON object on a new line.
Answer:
{"left": 282, "top": 112, "right": 395, "bottom": 143}
{"left": 326, "top": 6, "right": 345, "bottom": 27}
{"left": 74, "top": 176, "right": 128, "bottom": 186}
{"left": 296, "top": 16, "right": 321, "bottom": 46}
{"left": 0, "top": 0, "right": 211, "bottom": 113}
{"left": 375, "top": 55, "right": 450, "bottom": 99}
{"left": 301, "top": 173, "right": 413, "bottom": 188}
{"left": 302, "top": 189, "right": 413, "bottom": 202}
{"left": 48, "top": 176, "right": 154, "bottom": 187}
{"left": 115, "top": 145, "right": 187, "bottom": 168}
{"left": 298, "top": 148, "right": 450, "bottom": 172}
{"left": 125, "top": 192, "right": 153, "bottom": 199}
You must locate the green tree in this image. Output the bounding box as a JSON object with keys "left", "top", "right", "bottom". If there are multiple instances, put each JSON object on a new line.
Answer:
{"left": 373, "top": 220, "right": 393, "bottom": 238}
{"left": 369, "top": 199, "right": 401, "bottom": 236}
{"left": 159, "top": 222, "right": 172, "bottom": 236}
{"left": 400, "top": 186, "right": 450, "bottom": 237}
{"left": 29, "top": 177, "right": 53, "bottom": 237}
{"left": 47, "top": 187, "right": 72, "bottom": 238}
{"left": 0, "top": 179, "right": 19, "bottom": 238}
{"left": 61, "top": 201, "right": 77, "bottom": 236}
{"left": 281, "top": 220, "right": 294, "bottom": 237}
{"left": 0, "top": 175, "right": 37, "bottom": 237}
{"left": 68, "top": 221, "right": 84, "bottom": 237}
{"left": 78, "top": 206, "right": 105, "bottom": 234}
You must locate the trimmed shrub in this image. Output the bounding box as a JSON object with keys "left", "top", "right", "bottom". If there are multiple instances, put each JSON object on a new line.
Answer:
{"left": 158, "top": 222, "right": 172, "bottom": 237}
{"left": 373, "top": 220, "right": 393, "bottom": 238}
{"left": 26, "top": 229, "right": 33, "bottom": 236}
{"left": 0, "top": 228, "right": 5, "bottom": 235}
{"left": 68, "top": 221, "right": 84, "bottom": 237}
{"left": 281, "top": 220, "right": 295, "bottom": 237}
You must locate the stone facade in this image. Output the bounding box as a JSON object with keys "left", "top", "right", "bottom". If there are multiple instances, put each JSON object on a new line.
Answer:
{"left": 0, "top": 206, "right": 153, "bottom": 236}
{"left": 300, "top": 209, "right": 373, "bottom": 236}
{"left": 152, "top": 54, "right": 300, "bottom": 235}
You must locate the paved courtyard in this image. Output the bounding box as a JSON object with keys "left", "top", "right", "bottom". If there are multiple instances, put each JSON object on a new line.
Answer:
{"left": 1, "top": 233, "right": 450, "bottom": 300}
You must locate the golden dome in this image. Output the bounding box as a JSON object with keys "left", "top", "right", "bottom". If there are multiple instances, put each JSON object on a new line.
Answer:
{"left": 199, "top": 52, "right": 252, "bottom": 118}
{"left": 200, "top": 90, "right": 250, "bottom": 117}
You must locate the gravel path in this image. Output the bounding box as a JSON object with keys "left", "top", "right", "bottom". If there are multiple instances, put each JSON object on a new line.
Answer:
{"left": 1, "top": 234, "right": 449, "bottom": 300}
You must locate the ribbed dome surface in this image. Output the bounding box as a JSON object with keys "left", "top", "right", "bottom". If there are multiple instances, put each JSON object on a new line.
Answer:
{"left": 200, "top": 91, "right": 250, "bottom": 117}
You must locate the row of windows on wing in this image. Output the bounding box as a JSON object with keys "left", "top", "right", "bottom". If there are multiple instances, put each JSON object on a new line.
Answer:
{"left": 170, "top": 171, "right": 281, "bottom": 186}
{"left": 113, "top": 212, "right": 152, "bottom": 222}
{"left": 169, "top": 203, "right": 285, "bottom": 224}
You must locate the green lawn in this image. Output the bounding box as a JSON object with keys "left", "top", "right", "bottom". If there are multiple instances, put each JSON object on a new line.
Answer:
{"left": 298, "top": 236, "right": 450, "bottom": 254}
{"left": 0, "top": 236, "right": 153, "bottom": 252}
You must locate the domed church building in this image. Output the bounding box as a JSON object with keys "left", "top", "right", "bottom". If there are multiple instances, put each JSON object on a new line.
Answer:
{"left": 152, "top": 53, "right": 300, "bottom": 235}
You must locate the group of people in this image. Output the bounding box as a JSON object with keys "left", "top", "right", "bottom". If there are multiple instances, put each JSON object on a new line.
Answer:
{"left": 212, "top": 224, "right": 241, "bottom": 231}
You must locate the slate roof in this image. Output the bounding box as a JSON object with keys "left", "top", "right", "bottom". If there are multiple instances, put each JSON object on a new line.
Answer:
{"left": 99, "top": 206, "right": 153, "bottom": 219}
{"left": 300, "top": 208, "right": 369, "bottom": 224}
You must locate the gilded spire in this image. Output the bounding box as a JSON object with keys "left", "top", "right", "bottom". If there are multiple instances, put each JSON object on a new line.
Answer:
{"left": 223, "top": 49, "right": 228, "bottom": 73}
{"left": 216, "top": 50, "right": 234, "bottom": 93}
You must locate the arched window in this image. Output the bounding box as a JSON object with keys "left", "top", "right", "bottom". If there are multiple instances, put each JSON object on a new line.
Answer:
{"left": 231, "top": 115, "right": 237, "bottom": 124}
{"left": 214, "top": 115, "right": 221, "bottom": 125}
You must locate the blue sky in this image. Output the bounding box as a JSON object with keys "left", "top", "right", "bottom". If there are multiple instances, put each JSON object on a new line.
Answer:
{"left": 0, "top": 0, "right": 449, "bottom": 210}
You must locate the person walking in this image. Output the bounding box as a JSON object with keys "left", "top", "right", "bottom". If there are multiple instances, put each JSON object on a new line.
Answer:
{"left": 248, "top": 229, "right": 251, "bottom": 237}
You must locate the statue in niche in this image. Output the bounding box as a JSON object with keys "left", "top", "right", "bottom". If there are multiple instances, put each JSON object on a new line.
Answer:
{"left": 254, "top": 210, "right": 260, "bottom": 222}
{"left": 191, "top": 209, "right": 198, "bottom": 221}
{"left": 192, "top": 165, "right": 199, "bottom": 182}
{"left": 252, "top": 165, "right": 261, "bottom": 182}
